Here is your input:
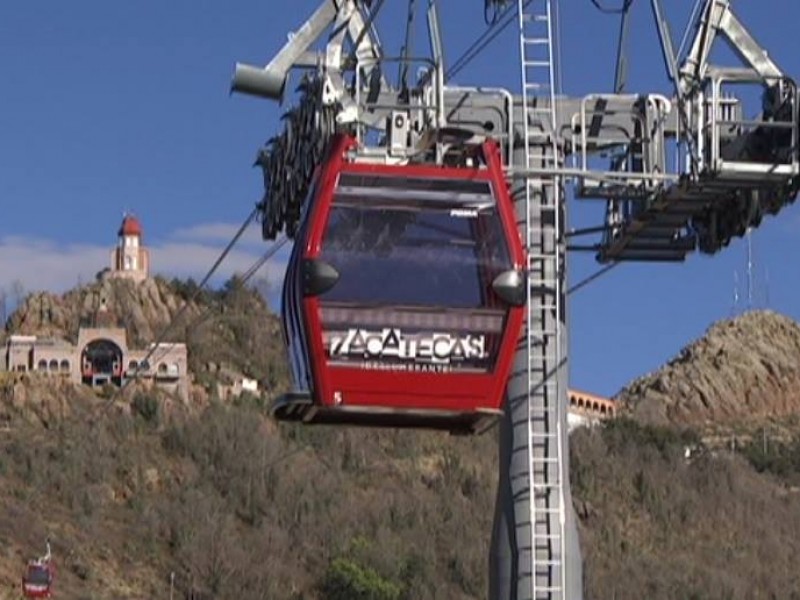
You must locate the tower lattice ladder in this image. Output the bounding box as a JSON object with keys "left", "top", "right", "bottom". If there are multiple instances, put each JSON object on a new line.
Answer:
{"left": 517, "top": 1, "right": 566, "bottom": 598}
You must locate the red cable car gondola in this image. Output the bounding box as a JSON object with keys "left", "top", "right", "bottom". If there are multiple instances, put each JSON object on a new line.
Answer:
{"left": 277, "top": 134, "right": 526, "bottom": 434}
{"left": 22, "top": 542, "right": 54, "bottom": 598}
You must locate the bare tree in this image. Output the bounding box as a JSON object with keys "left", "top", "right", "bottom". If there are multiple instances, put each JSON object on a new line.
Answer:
{"left": 0, "top": 288, "right": 6, "bottom": 327}
{"left": 10, "top": 279, "right": 26, "bottom": 312}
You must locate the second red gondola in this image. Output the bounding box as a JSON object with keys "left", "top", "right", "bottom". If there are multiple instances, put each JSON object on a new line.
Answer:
{"left": 22, "top": 542, "right": 54, "bottom": 599}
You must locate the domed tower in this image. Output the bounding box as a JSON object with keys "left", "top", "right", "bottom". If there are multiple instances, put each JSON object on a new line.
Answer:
{"left": 109, "top": 213, "right": 150, "bottom": 282}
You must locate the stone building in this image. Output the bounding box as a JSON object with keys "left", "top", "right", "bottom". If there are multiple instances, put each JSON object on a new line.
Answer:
{"left": 567, "top": 389, "right": 616, "bottom": 432}
{"left": 3, "top": 215, "right": 188, "bottom": 401}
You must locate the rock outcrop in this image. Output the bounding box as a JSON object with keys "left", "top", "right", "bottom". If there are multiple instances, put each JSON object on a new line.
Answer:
{"left": 6, "top": 277, "right": 201, "bottom": 346}
{"left": 4, "top": 276, "right": 289, "bottom": 400}
{"left": 616, "top": 310, "right": 800, "bottom": 427}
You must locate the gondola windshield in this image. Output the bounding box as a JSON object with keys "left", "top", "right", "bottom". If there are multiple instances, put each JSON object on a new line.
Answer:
{"left": 317, "top": 173, "right": 512, "bottom": 374}
{"left": 24, "top": 565, "right": 51, "bottom": 586}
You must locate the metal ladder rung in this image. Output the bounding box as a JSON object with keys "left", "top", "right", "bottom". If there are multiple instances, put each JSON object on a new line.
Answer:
{"left": 529, "top": 506, "right": 562, "bottom": 514}
{"left": 528, "top": 272, "right": 557, "bottom": 278}
{"left": 533, "top": 585, "right": 564, "bottom": 593}
{"left": 532, "top": 482, "right": 562, "bottom": 490}
{"left": 522, "top": 13, "right": 550, "bottom": 22}
{"left": 528, "top": 328, "right": 557, "bottom": 335}
{"left": 529, "top": 438, "right": 557, "bottom": 447}
{"left": 523, "top": 37, "right": 550, "bottom": 45}
{"left": 524, "top": 60, "right": 552, "bottom": 68}
{"left": 531, "top": 386, "right": 555, "bottom": 400}
{"left": 531, "top": 457, "right": 560, "bottom": 464}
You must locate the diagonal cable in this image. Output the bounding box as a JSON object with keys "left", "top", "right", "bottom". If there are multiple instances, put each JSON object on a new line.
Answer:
{"left": 567, "top": 261, "right": 620, "bottom": 295}
{"left": 97, "top": 207, "right": 259, "bottom": 412}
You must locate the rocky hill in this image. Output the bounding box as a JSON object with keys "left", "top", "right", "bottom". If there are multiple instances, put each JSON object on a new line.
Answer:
{"left": 2, "top": 295, "right": 800, "bottom": 598}
{"left": 617, "top": 310, "right": 800, "bottom": 429}
{"left": 4, "top": 275, "right": 289, "bottom": 394}
{"left": 8, "top": 276, "right": 189, "bottom": 346}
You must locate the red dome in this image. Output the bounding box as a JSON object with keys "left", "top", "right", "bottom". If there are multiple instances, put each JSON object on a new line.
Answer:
{"left": 118, "top": 214, "right": 142, "bottom": 237}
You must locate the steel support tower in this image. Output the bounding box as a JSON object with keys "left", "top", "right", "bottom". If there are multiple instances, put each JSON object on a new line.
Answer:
{"left": 231, "top": 1, "right": 799, "bottom": 598}
{"left": 489, "top": 2, "right": 580, "bottom": 598}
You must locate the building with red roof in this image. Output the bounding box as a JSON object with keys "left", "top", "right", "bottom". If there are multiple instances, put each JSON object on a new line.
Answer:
{"left": 108, "top": 213, "right": 150, "bottom": 282}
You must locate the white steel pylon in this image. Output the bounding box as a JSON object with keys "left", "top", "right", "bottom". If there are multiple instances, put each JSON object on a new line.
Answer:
{"left": 517, "top": 0, "right": 566, "bottom": 598}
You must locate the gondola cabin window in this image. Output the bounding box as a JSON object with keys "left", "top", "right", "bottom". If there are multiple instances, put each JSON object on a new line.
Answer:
{"left": 318, "top": 175, "right": 512, "bottom": 374}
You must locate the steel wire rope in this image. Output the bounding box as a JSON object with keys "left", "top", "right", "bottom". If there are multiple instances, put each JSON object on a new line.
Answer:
{"left": 587, "top": 0, "right": 634, "bottom": 15}
{"left": 677, "top": 0, "right": 704, "bottom": 62}
{"left": 178, "top": 236, "right": 288, "bottom": 337}
{"left": 347, "top": 0, "right": 389, "bottom": 68}
{"left": 566, "top": 261, "right": 619, "bottom": 295}
{"left": 398, "top": 0, "right": 417, "bottom": 94}
{"left": 445, "top": 0, "right": 533, "bottom": 82}
{"left": 554, "top": 0, "right": 564, "bottom": 99}
{"left": 94, "top": 207, "right": 259, "bottom": 414}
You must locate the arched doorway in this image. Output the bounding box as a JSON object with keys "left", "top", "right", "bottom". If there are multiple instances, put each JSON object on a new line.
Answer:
{"left": 81, "top": 339, "right": 123, "bottom": 386}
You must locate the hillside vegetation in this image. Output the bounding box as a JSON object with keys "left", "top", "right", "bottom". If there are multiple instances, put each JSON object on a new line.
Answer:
{"left": 2, "top": 285, "right": 800, "bottom": 598}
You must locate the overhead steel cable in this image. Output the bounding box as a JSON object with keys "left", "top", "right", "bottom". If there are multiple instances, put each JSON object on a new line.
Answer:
{"left": 128, "top": 207, "right": 259, "bottom": 378}
{"left": 347, "top": 0, "right": 389, "bottom": 68}
{"left": 398, "top": 0, "right": 417, "bottom": 93}
{"left": 96, "top": 207, "right": 260, "bottom": 413}
{"left": 677, "top": 0, "right": 704, "bottom": 62}
{"left": 446, "top": 0, "right": 532, "bottom": 82}
{"left": 567, "top": 261, "right": 620, "bottom": 295}
{"left": 179, "top": 236, "right": 288, "bottom": 337}
{"left": 588, "top": 0, "right": 634, "bottom": 15}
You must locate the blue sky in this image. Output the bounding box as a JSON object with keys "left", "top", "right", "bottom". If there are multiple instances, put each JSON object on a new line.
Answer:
{"left": 1, "top": 1, "right": 798, "bottom": 396}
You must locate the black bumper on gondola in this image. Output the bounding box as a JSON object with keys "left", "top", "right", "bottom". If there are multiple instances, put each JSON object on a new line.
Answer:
{"left": 272, "top": 391, "right": 501, "bottom": 435}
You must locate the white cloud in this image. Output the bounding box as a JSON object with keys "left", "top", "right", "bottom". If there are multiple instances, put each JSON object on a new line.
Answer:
{"left": 153, "top": 242, "right": 289, "bottom": 287}
{"left": 0, "top": 237, "right": 109, "bottom": 293}
{"left": 171, "top": 221, "right": 265, "bottom": 247}
{"left": 0, "top": 224, "right": 291, "bottom": 299}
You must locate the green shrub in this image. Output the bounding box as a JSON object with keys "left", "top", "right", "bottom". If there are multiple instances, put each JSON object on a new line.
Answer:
{"left": 232, "top": 390, "right": 265, "bottom": 411}
{"left": 602, "top": 417, "right": 700, "bottom": 456}
{"left": 131, "top": 392, "right": 159, "bottom": 424}
{"left": 741, "top": 435, "right": 800, "bottom": 481}
{"left": 97, "top": 383, "right": 117, "bottom": 399}
{"left": 320, "top": 558, "right": 402, "bottom": 600}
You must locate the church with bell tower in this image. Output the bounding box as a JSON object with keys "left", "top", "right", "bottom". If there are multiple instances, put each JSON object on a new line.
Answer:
{"left": 108, "top": 213, "right": 150, "bottom": 282}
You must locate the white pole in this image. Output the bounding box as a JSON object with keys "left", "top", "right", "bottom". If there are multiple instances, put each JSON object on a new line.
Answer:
{"left": 746, "top": 227, "right": 753, "bottom": 309}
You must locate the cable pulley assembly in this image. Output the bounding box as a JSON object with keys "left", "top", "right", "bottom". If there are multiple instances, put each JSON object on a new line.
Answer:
{"left": 255, "top": 75, "right": 340, "bottom": 240}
